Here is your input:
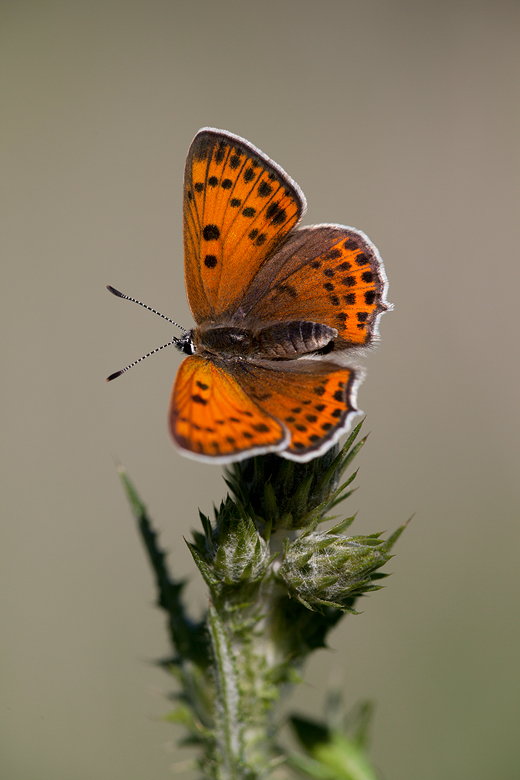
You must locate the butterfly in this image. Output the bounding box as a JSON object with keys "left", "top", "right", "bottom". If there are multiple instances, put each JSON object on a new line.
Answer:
{"left": 108, "top": 128, "right": 391, "bottom": 463}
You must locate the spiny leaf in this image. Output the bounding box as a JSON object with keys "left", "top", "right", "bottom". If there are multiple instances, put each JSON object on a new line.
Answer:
{"left": 118, "top": 465, "right": 210, "bottom": 668}
{"left": 186, "top": 541, "right": 219, "bottom": 589}
{"left": 384, "top": 515, "right": 414, "bottom": 551}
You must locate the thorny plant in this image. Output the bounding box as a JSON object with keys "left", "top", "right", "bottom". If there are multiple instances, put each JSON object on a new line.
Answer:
{"left": 119, "top": 422, "right": 407, "bottom": 780}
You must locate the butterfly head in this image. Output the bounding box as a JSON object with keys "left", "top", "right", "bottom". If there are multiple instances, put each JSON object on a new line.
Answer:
{"left": 173, "top": 330, "right": 195, "bottom": 355}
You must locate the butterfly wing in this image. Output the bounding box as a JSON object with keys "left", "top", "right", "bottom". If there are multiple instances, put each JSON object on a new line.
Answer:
{"left": 169, "top": 355, "right": 290, "bottom": 462}
{"left": 183, "top": 128, "right": 306, "bottom": 323}
{"left": 230, "top": 359, "right": 361, "bottom": 461}
{"left": 170, "top": 355, "right": 359, "bottom": 463}
{"left": 237, "top": 225, "right": 391, "bottom": 349}
{"left": 175, "top": 130, "right": 389, "bottom": 463}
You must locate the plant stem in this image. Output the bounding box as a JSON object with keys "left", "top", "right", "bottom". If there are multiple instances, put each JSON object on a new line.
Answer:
{"left": 118, "top": 422, "right": 407, "bottom": 780}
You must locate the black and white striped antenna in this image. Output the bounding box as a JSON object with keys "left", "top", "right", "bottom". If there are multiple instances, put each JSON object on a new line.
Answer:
{"left": 106, "top": 285, "right": 188, "bottom": 382}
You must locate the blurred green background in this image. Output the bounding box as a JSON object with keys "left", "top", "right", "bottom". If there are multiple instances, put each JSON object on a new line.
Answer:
{"left": 2, "top": 1, "right": 519, "bottom": 778}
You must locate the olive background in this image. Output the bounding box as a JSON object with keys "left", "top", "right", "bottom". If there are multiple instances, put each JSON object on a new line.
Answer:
{"left": 2, "top": 2, "right": 519, "bottom": 779}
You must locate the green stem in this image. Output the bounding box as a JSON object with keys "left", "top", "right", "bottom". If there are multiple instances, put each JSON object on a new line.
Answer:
{"left": 207, "top": 602, "right": 245, "bottom": 780}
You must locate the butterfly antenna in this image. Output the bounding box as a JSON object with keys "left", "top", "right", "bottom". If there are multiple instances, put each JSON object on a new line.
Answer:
{"left": 106, "top": 338, "right": 180, "bottom": 382}
{"left": 107, "top": 285, "right": 187, "bottom": 333}
{"left": 107, "top": 285, "right": 189, "bottom": 381}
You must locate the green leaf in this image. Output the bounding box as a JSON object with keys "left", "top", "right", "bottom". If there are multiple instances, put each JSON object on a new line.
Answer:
{"left": 384, "top": 515, "right": 414, "bottom": 551}
{"left": 186, "top": 541, "right": 219, "bottom": 589}
{"left": 164, "top": 704, "right": 209, "bottom": 736}
{"left": 118, "top": 465, "right": 210, "bottom": 668}
{"left": 289, "top": 716, "right": 378, "bottom": 780}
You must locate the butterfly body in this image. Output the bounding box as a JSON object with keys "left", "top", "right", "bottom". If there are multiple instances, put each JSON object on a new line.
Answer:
{"left": 179, "top": 320, "right": 338, "bottom": 360}
{"left": 165, "top": 127, "right": 392, "bottom": 463}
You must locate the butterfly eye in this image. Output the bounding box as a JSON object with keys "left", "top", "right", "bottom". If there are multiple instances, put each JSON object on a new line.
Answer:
{"left": 174, "top": 333, "right": 195, "bottom": 355}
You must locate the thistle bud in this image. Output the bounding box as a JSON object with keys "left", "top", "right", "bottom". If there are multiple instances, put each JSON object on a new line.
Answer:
{"left": 225, "top": 423, "right": 367, "bottom": 531}
{"left": 212, "top": 516, "right": 271, "bottom": 585}
{"left": 189, "top": 506, "right": 273, "bottom": 590}
{"left": 278, "top": 528, "right": 391, "bottom": 611}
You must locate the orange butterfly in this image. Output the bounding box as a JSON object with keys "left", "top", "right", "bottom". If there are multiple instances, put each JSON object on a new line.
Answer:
{"left": 108, "top": 128, "right": 391, "bottom": 463}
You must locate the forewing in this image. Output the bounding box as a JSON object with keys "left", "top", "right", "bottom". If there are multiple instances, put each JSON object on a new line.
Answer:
{"left": 238, "top": 225, "right": 391, "bottom": 348}
{"left": 169, "top": 355, "right": 289, "bottom": 462}
{"left": 232, "top": 359, "right": 361, "bottom": 461}
{"left": 183, "top": 128, "right": 306, "bottom": 323}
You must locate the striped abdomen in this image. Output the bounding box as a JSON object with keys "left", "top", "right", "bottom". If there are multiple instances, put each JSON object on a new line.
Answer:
{"left": 253, "top": 321, "right": 337, "bottom": 358}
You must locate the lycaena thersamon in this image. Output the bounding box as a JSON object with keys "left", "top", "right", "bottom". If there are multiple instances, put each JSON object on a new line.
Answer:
{"left": 108, "top": 128, "right": 391, "bottom": 463}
